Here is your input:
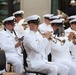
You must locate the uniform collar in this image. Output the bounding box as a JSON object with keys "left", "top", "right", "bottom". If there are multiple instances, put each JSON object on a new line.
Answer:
{"left": 29, "top": 30, "right": 37, "bottom": 34}
{"left": 4, "top": 28, "right": 13, "bottom": 33}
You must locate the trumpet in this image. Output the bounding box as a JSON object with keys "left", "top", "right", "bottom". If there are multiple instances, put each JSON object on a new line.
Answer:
{"left": 50, "top": 34, "right": 66, "bottom": 45}
{"left": 38, "top": 30, "right": 66, "bottom": 45}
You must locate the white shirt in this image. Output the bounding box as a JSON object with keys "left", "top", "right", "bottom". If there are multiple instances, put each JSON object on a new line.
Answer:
{"left": 14, "top": 20, "right": 24, "bottom": 38}
{"left": 0, "top": 29, "right": 22, "bottom": 58}
{"left": 65, "top": 27, "right": 76, "bottom": 61}
{"left": 39, "top": 22, "right": 53, "bottom": 33}
{"left": 50, "top": 35, "right": 72, "bottom": 62}
{"left": 65, "top": 27, "right": 76, "bottom": 36}
{"left": 23, "top": 30, "right": 51, "bottom": 69}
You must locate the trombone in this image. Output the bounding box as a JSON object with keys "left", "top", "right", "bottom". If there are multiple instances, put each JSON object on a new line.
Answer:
{"left": 38, "top": 30, "right": 66, "bottom": 45}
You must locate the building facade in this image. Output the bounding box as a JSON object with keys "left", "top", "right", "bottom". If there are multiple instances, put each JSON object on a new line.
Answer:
{"left": 20, "top": 0, "right": 51, "bottom": 22}
{"left": 0, "top": 0, "right": 71, "bottom": 22}
{"left": 20, "top": 0, "right": 71, "bottom": 22}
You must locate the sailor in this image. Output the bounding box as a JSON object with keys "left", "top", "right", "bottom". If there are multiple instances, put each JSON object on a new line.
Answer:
{"left": 50, "top": 19, "right": 76, "bottom": 75}
{"left": 65, "top": 18, "right": 76, "bottom": 62}
{"left": 0, "top": 16, "right": 23, "bottom": 73}
{"left": 13, "top": 10, "right": 24, "bottom": 38}
{"left": 38, "top": 14, "right": 53, "bottom": 34}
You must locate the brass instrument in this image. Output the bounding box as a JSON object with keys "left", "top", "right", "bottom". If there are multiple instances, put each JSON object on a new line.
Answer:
{"left": 38, "top": 30, "right": 66, "bottom": 45}
{"left": 51, "top": 36, "right": 66, "bottom": 45}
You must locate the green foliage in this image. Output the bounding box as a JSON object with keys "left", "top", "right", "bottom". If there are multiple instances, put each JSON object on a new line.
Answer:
{"left": 0, "top": 18, "right": 2, "bottom": 23}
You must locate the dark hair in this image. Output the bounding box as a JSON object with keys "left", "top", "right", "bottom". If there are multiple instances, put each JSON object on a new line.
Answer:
{"left": 51, "top": 23, "right": 62, "bottom": 26}
{"left": 53, "top": 24, "right": 64, "bottom": 37}
{"left": 14, "top": 14, "right": 23, "bottom": 18}
{"left": 44, "top": 17, "right": 50, "bottom": 20}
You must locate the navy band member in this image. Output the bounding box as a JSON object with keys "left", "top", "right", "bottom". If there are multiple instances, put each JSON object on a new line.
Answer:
{"left": 0, "top": 16, "right": 23, "bottom": 73}
{"left": 50, "top": 19, "right": 76, "bottom": 75}
{"left": 65, "top": 18, "right": 76, "bottom": 63}
{"left": 13, "top": 10, "right": 24, "bottom": 38}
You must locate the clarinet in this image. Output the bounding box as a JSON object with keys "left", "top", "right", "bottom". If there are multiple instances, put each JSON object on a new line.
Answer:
{"left": 13, "top": 29, "right": 28, "bottom": 67}
{"left": 13, "top": 29, "right": 25, "bottom": 52}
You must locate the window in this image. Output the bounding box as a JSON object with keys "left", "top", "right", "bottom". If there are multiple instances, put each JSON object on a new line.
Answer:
{"left": 0, "top": 0, "right": 20, "bottom": 21}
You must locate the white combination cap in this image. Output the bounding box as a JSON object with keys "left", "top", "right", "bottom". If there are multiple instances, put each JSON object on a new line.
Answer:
{"left": 25, "top": 15, "right": 40, "bottom": 22}
{"left": 59, "top": 18, "right": 65, "bottom": 21}
{"left": 13, "top": 10, "right": 24, "bottom": 16}
{"left": 70, "top": 0, "right": 76, "bottom": 5}
{"left": 69, "top": 19, "right": 76, "bottom": 23}
{"left": 50, "top": 19, "right": 63, "bottom": 24}
{"left": 67, "top": 15, "right": 76, "bottom": 20}
{"left": 50, "top": 15, "right": 60, "bottom": 20}
{"left": 2, "top": 16, "right": 15, "bottom": 24}
{"left": 43, "top": 14, "right": 53, "bottom": 18}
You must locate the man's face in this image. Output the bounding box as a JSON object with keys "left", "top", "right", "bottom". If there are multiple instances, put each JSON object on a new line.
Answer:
{"left": 6, "top": 23, "right": 15, "bottom": 30}
{"left": 51, "top": 25, "right": 59, "bottom": 32}
{"left": 29, "top": 23, "right": 39, "bottom": 32}
{"left": 15, "top": 17, "right": 22, "bottom": 23}
{"left": 44, "top": 18, "right": 50, "bottom": 24}
{"left": 71, "top": 24, "right": 76, "bottom": 31}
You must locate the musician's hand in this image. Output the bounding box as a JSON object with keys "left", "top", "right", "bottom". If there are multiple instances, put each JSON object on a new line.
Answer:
{"left": 68, "top": 32, "right": 75, "bottom": 41}
{"left": 44, "top": 31, "right": 51, "bottom": 39}
{"left": 48, "top": 32, "right": 53, "bottom": 40}
{"left": 15, "top": 41, "right": 22, "bottom": 48}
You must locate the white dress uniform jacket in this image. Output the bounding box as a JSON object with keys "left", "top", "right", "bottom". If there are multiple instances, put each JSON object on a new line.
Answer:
{"left": 14, "top": 20, "right": 24, "bottom": 38}
{"left": 65, "top": 27, "right": 76, "bottom": 62}
{"left": 23, "top": 30, "right": 69, "bottom": 75}
{"left": 23, "top": 30, "right": 51, "bottom": 68}
{"left": 0, "top": 30, "right": 22, "bottom": 57}
{"left": 23, "top": 30, "right": 60, "bottom": 75}
{"left": 50, "top": 35, "right": 76, "bottom": 75}
{"left": 0, "top": 29, "right": 23, "bottom": 73}
{"left": 39, "top": 22, "right": 53, "bottom": 33}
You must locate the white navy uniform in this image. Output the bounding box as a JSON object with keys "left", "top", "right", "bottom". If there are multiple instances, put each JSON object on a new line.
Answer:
{"left": 50, "top": 19, "right": 76, "bottom": 75}
{"left": 0, "top": 29, "right": 23, "bottom": 73}
{"left": 39, "top": 22, "right": 53, "bottom": 33}
{"left": 13, "top": 10, "right": 24, "bottom": 38}
{"left": 23, "top": 27, "right": 30, "bottom": 36}
{"left": 50, "top": 36, "right": 76, "bottom": 75}
{"left": 39, "top": 14, "right": 53, "bottom": 33}
{"left": 65, "top": 19, "right": 76, "bottom": 62}
{"left": 14, "top": 22, "right": 24, "bottom": 38}
{"left": 0, "top": 16, "right": 23, "bottom": 73}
